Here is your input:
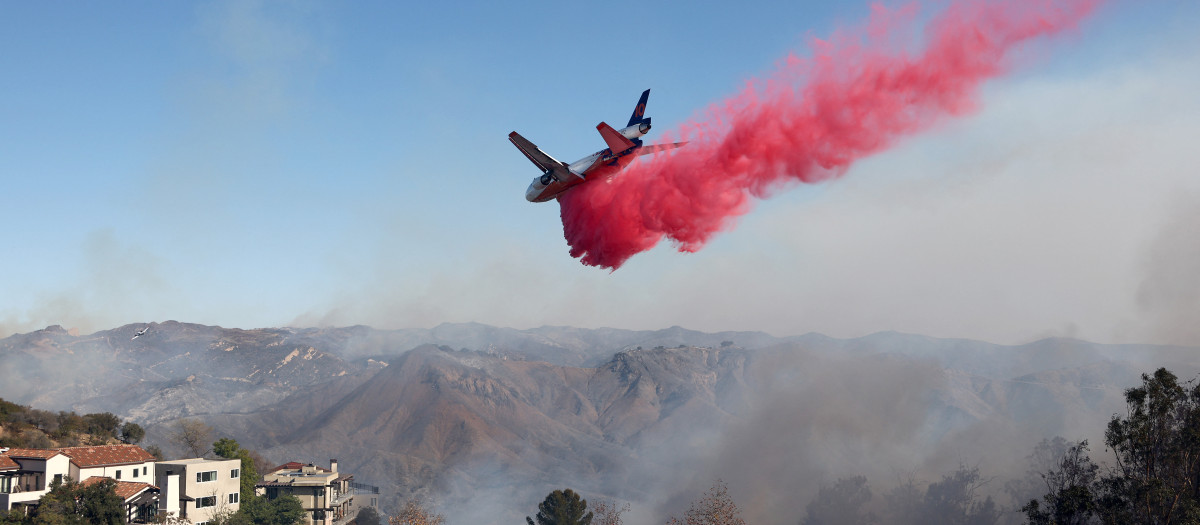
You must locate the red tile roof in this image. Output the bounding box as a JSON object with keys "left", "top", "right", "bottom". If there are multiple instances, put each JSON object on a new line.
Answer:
{"left": 2, "top": 448, "right": 64, "bottom": 459}
{"left": 57, "top": 445, "right": 156, "bottom": 468}
{"left": 0, "top": 456, "right": 18, "bottom": 470}
{"left": 79, "top": 478, "right": 158, "bottom": 500}
{"left": 271, "top": 461, "right": 307, "bottom": 472}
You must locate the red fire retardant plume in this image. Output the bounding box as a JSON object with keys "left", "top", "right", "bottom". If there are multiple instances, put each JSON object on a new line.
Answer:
{"left": 558, "top": 0, "right": 1098, "bottom": 269}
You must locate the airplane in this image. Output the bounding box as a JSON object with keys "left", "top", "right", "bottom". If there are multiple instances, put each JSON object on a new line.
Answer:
{"left": 131, "top": 326, "right": 149, "bottom": 340}
{"left": 511, "top": 89, "right": 686, "bottom": 202}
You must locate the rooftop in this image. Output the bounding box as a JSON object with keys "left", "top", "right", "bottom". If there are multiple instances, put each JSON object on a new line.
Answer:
{"left": 159, "top": 457, "right": 236, "bottom": 465}
{"left": 270, "top": 461, "right": 330, "bottom": 473}
{"left": 1, "top": 448, "right": 64, "bottom": 460}
{"left": 79, "top": 478, "right": 158, "bottom": 500}
{"left": 58, "top": 445, "right": 156, "bottom": 468}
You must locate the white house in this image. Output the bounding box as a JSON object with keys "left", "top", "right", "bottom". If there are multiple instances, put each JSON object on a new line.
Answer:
{"left": 0, "top": 444, "right": 159, "bottom": 522}
{"left": 156, "top": 457, "right": 242, "bottom": 525}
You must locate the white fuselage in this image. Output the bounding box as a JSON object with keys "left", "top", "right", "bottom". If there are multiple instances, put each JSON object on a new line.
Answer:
{"left": 525, "top": 122, "right": 651, "bottom": 202}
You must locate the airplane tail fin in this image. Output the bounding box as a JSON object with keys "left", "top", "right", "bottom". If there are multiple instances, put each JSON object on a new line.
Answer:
{"left": 626, "top": 89, "right": 651, "bottom": 127}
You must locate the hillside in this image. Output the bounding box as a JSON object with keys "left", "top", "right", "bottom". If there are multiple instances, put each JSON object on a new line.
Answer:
{"left": 2, "top": 323, "right": 1197, "bottom": 524}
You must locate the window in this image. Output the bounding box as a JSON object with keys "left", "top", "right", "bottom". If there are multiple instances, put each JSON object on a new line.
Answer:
{"left": 231, "top": 468, "right": 240, "bottom": 479}
{"left": 132, "top": 468, "right": 138, "bottom": 478}
{"left": 115, "top": 470, "right": 121, "bottom": 480}
{"left": 197, "top": 471, "right": 217, "bottom": 483}
{"left": 228, "top": 492, "right": 239, "bottom": 504}
{"left": 196, "top": 496, "right": 216, "bottom": 508}
{"left": 53, "top": 474, "right": 63, "bottom": 485}
{"left": 143, "top": 466, "right": 147, "bottom": 475}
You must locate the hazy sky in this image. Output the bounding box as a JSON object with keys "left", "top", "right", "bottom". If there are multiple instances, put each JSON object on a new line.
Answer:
{"left": 2, "top": 1, "right": 1197, "bottom": 345}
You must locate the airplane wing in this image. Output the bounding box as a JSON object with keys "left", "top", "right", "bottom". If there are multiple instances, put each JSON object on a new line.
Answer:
{"left": 509, "top": 132, "right": 567, "bottom": 174}
{"left": 635, "top": 142, "right": 688, "bottom": 156}
{"left": 596, "top": 122, "right": 636, "bottom": 154}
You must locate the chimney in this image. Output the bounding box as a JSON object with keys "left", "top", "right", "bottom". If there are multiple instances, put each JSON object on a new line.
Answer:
{"left": 330, "top": 459, "right": 338, "bottom": 474}
{"left": 158, "top": 470, "right": 179, "bottom": 517}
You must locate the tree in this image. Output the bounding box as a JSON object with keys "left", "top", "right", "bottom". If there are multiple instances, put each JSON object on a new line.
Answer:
{"left": 29, "top": 477, "right": 124, "bottom": 525}
{"left": 238, "top": 494, "right": 305, "bottom": 525}
{"left": 118, "top": 422, "right": 145, "bottom": 444}
{"left": 883, "top": 475, "right": 925, "bottom": 525}
{"left": 355, "top": 506, "right": 383, "bottom": 525}
{"left": 1096, "top": 368, "right": 1200, "bottom": 523}
{"left": 23, "top": 409, "right": 57, "bottom": 433}
{"left": 527, "top": 489, "right": 593, "bottom": 525}
{"left": 1021, "top": 440, "right": 1099, "bottom": 525}
{"left": 666, "top": 480, "right": 745, "bottom": 525}
{"left": 590, "top": 499, "right": 630, "bottom": 525}
{"left": 168, "top": 418, "right": 213, "bottom": 457}
{"left": 82, "top": 412, "right": 121, "bottom": 438}
{"left": 145, "top": 444, "right": 165, "bottom": 461}
{"left": 389, "top": 498, "right": 445, "bottom": 525}
{"left": 803, "top": 476, "right": 878, "bottom": 525}
{"left": 212, "top": 438, "right": 261, "bottom": 505}
{"left": 918, "top": 465, "right": 1000, "bottom": 525}
{"left": 877, "top": 467, "right": 999, "bottom": 525}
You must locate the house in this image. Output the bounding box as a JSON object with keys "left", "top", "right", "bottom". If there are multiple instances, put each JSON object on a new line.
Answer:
{"left": 0, "top": 444, "right": 159, "bottom": 522}
{"left": 155, "top": 458, "right": 242, "bottom": 525}
{"left": 80, "top": 477, "right": 159, "bottom": 523}
{"left": 257, "top": 459, "right": 376, "bottom": 525}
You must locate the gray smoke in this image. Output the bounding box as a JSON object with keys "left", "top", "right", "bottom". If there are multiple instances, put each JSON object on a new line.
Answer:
{"left": 1137, "top": 193, "right": 1200, "bottom": 346}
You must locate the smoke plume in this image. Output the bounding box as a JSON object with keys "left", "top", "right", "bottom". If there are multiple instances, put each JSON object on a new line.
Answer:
{"left": 559, "top": 0, "right": 1098, "bottom": 269}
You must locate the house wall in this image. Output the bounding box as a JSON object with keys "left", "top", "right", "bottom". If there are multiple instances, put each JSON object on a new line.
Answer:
{"left": 156, "top": 459, "right": 240, "bottom": 522}
{"left": 0, "top": 455, "right": 69, "bottom": 511}
{"left": 74, "top": 462, "right": 155, "bottom": 483}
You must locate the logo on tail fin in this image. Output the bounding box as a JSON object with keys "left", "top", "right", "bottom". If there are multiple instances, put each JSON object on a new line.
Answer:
{"left": 627, "top": 89, "right": 651, "bottom": 127}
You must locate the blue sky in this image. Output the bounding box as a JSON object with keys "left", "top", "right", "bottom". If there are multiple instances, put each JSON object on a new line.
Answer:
{"left": 3, "top": 1, "right": 1199, "bottom": 345}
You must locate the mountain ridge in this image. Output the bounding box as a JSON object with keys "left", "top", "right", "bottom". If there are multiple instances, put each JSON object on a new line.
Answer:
{"left": 3, "top": 322, "right": 1197, "bottom": 523}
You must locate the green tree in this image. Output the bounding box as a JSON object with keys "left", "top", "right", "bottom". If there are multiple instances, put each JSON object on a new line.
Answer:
{"left": 238, "top": 494, "right": 305, "bottom": 525}
{"left": 1097, "top": 368, "right": 1200, "bottom": 523}
{"left": 29, "top": 477, "right": 124, "bottom": 525}
{"left": 1021, "top": 440, "right": 1099, "bottom": 525}
{"left": 82, "top": 412, "right": 121, "bottom": 438}
{"left": 118, "top": 422, "right": 145, "bottom": 444}
{"left": 527, "top": 489, "right": 593, "bottom": 525}
{"left": 1008, "top": 437, "right": 1076, "bottom": 510}
{"left": 212, "top": 438, "right": 261, "bottom": 504}
{"left": 0, "top": 398, "right": 23, "bottom": 423}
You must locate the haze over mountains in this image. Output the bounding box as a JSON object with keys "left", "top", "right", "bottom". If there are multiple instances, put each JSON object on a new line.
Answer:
{"left": 2, "top": 321, "right": 1197, "bottom": 524}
